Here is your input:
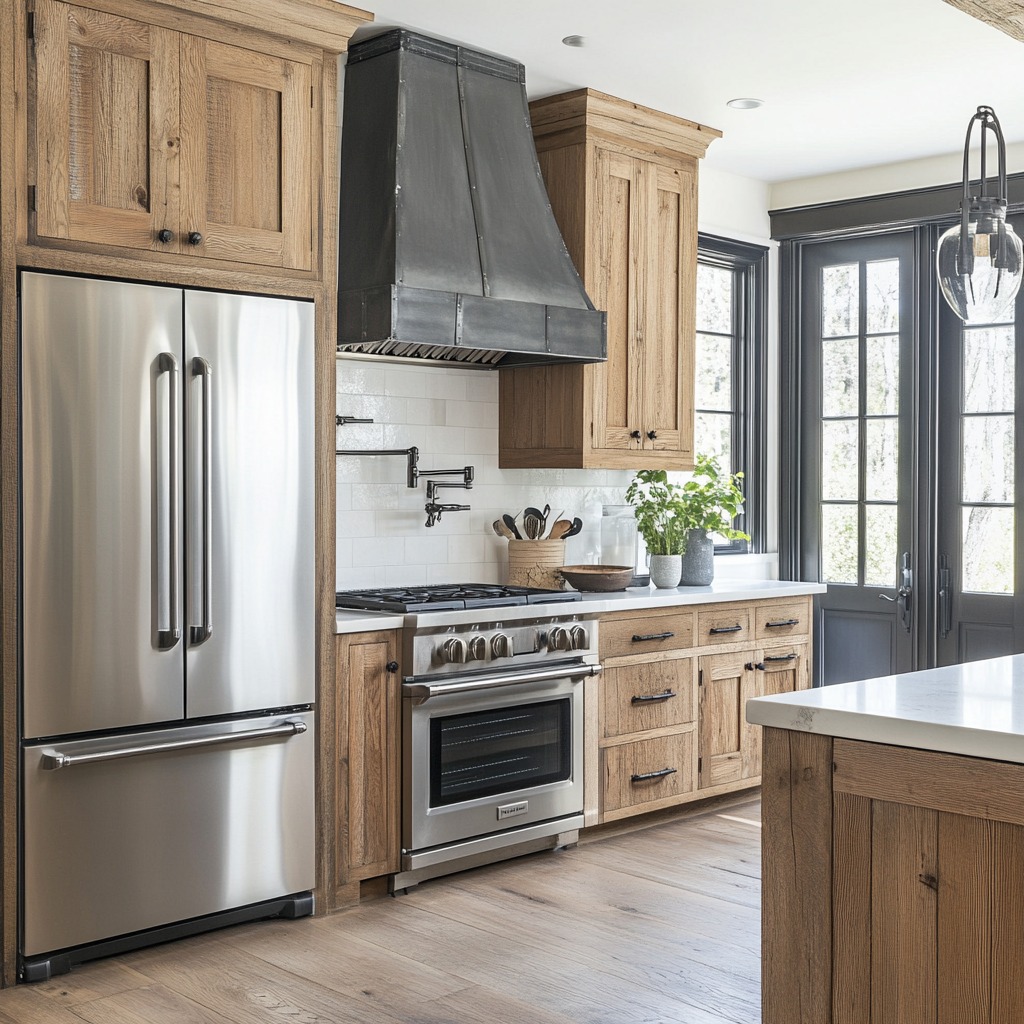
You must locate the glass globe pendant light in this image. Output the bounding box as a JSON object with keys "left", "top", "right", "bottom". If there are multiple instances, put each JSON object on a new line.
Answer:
{"left": 936, "top": 106, "right": 1022, "bottom": 323}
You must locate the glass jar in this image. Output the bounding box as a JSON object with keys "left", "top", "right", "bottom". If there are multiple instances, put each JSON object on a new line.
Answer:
{"left": 601, "top": 505, "right": 638, "bottom": 569}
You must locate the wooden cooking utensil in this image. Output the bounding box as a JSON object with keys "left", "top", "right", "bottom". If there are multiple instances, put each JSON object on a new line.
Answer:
{"left": 547, "top": 519, "right": 572, "bottom": 540}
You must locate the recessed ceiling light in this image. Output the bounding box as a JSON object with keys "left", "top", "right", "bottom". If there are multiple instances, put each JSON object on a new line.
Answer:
{"left": 561, "top": 34, "right": 585, "bottom": 47}
{"left": 727, "top": 97, "right": 764, "bottom": 110}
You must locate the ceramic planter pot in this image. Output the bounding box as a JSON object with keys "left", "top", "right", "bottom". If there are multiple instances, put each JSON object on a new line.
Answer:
{"left": 679, "top": 529, "right": 714, "bottom": 586}
{"left": 649, "top": 553, "right": 682, "bottom": 589}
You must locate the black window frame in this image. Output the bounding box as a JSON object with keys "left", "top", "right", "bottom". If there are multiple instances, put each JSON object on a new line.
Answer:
{"left": 695, "top": 232, "right": 768, "bottom": 554}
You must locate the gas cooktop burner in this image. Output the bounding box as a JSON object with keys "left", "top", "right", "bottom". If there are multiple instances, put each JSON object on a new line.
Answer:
{"left": 335, "top": 583, "right": 582, "bottom": 613}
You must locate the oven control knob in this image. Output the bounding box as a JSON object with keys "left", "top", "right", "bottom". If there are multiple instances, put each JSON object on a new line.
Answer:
{"left": 548, "top": 626, "right": 572, "bottom": 652}
{"left": 490, "top": 632, "right": 514, "bottom": 659}
{"left": 466, "top": 635, "right": 486, "bottom": 662}
{"left": 569, "top": 625, "right": 589, "bottom": 650}
{"left": 440, "top": 637, "right": 467, "bottom": 664}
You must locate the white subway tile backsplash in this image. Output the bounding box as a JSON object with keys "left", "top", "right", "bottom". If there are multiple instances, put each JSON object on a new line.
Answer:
{"left": 335, "top": 355, "right": 638, "bottom": 591}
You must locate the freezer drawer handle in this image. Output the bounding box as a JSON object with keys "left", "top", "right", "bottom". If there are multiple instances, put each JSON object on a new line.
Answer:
{"left": 37, "top": 720, "right": 307, "bottom": 771}
{"left": 190, "top": 356, "right": 213, "bottom": 645}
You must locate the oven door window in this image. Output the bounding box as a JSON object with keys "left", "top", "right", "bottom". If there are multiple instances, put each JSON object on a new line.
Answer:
{"left": 429, "top": 698, "right": 572, "bottom": 806}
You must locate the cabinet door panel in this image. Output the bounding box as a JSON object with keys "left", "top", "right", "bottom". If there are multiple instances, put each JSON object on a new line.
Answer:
{"left": 34, "top": 0, "right": 179, "bottom": 249}
{"left": 644, "top": 163, "right": 696, "bottom": 460}
{"left": 699, "top": 650, "right": 757, "bottom": 788}
{"left": 180, "top": 36, "right": 312, "bottom": 269}
{"left": 592, "top": 150, "right": 642, "bottom": 452}
{"left": 337, "top": 631, "right": 399, "bottom": 883}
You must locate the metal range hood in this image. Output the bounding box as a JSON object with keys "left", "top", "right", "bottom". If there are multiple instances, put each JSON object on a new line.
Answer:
{"left": 337, "top": 30, "right": 607, "bottom": 368}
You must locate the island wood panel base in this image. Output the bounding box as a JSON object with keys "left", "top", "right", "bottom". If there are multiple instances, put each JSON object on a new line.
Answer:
{"left": 762, "top": 729, "right": 1024, "bottom": 1024}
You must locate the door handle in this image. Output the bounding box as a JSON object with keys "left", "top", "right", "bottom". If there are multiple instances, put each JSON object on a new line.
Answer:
{"left": 877, "top": 552, "right": 913, "bottom": 633}
{"left": 190, "top": 357, "right": 213, "bottom": 645}
{"left": 938, "top": 555, "right": 952, "bottom": 640}
{"left": 156, "top": 353, "right": 181, "bottom": 650}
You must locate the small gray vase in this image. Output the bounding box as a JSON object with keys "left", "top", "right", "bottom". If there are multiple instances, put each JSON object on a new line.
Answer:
{"left": 649, "top": 553, "right": 682, "bottom": 589}
{"left": 679, "top": 529, "right": 714, "bottom": 586}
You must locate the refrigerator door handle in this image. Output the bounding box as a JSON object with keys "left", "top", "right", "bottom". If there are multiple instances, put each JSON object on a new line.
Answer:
{"left": 38, "top": 719, "right": 307, "bottom": 771}
{"left": 190, "top": 356, "right": 213, "bottom": 645}
{"left": 156, "top": 352, "right": 181, "bottom": 650}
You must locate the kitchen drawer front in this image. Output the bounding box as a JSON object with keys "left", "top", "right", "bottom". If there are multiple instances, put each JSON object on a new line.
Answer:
{"left": 602, "top": 731, "right": 696, "bottom": 814}
{"left": 696, "top": 605, "right": 752, "bottom": 647}
{"left": 600, "top": 610, "right": 695, "bottom": 660}
{"left": 754, "top": 599, "right": 811, "bottom": 640}
{"left": 601, "top": 658, "right": 694, "bottom": 739}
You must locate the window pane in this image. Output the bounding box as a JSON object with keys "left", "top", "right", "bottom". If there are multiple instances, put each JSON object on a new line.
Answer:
{"left": 822, "top": 421, "right": 859, "bottom": 500}
{"left": 961, "top": 415, "right": 1014, "bottom": 503}
{"left": 821, "top": 504, "right": 858, "bottom": 584}
{"left": 866, "top": 259, "right": 900, "bottom": 334}
{"left": 964, "top": 326, "right": 1015, "bottom": 414}
{"left": 822, "top": 264, "right": 859, "bottom": 337}
{"left": 695, "top": 334, "right": 732, "bottom": 411}
{"left": 866, "top": 418, "right": 898, "bottom": 501}
{"left": 866, "top": 335, "right": 900, "bottom": 415}
{"left": 962, "top": 505, "right": 1013, "bottom": 594}
{"left": 695, "top": 412, "right": 732, "bottom": 474}
{"left": 822, "top": 338, "right": 859, "bottom": 417}
{"left": 696, "top": 263, "right": 732, "bottom": 334}
{"left": 864, "top": 504, "right": 898, "bottom": 588}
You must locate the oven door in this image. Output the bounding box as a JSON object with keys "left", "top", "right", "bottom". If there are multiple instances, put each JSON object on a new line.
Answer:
{"left": 402, "top": 665, "right": 591, "bottom": 854}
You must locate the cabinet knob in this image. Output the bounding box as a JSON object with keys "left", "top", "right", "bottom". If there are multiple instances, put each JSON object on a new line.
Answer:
{"left": 187, "top": 231, "right": 203, "bottom": 246}
{"left": 630, "top": 430, "right": 642, "bottom": 440}
{"left": 646, "top": 430, "right": 657, "bottom": 440}
{"left": 385, "top": 660, "right": 399, "bottom": 674}
{"left": 157, "top": 229, "right": 174, "bottom": 244}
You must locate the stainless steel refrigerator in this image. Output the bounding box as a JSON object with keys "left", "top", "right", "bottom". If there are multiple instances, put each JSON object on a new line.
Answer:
{"left": 18, "top": 272, "right": 316, "bottom": 981}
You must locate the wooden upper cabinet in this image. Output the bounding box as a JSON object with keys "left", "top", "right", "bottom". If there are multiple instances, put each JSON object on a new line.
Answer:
{"left": 28, "top": 0, "right": 340, "bottom": 274}
{"left": 498, "top": 89, "right": 719, "bottom": 471}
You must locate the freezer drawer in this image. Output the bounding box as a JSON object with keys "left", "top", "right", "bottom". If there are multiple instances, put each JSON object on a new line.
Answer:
{"left": 22, "top": 712, "right": 314, "bottom": 957}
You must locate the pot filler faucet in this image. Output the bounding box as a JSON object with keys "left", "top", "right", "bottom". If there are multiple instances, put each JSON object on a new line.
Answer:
{"left": 336, "top": 418, "right": 474, "bottom": 528}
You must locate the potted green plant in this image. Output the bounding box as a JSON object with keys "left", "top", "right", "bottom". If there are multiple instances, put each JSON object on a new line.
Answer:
{"left": 625, "top": 455, "right": 749, "bottom": 588}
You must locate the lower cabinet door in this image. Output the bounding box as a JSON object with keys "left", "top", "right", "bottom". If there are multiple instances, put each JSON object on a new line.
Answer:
{"left": 698, "top": 650, "right": 759, "bottom": 789}
{"left": 601, "top": 730, "right": 696, "bottom": 818}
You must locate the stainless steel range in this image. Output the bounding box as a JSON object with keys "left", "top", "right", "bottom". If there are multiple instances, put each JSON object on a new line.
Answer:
{"left": 337, "top": 586, "right": 600, "bottom": 889}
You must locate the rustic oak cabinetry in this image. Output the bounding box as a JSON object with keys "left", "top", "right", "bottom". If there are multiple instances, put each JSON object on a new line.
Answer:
{"left": 498, "top": 89, "right": 720, "bottom": 470}
{"left": 30, "top": 0, "right": 323, "bottom": 272}
{"left": 335, "top": 630, "right": 401, "bottom": 895}
{"left": 594, "top": 597, "right": 811, "bottom": 824}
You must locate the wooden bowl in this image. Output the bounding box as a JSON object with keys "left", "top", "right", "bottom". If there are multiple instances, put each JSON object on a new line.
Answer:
{"left": 558, "top": 564, "right": 634, "bottom": 592}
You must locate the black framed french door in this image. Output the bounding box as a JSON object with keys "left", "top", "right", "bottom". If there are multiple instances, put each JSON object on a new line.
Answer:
{"left": 797, "top": 232, "right": 918, "bottom": 684}
{"left": 790, "top": 219, "right": 1024, "bottom": 685}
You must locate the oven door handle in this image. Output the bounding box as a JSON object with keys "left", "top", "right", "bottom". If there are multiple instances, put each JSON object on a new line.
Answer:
{"left": 404, "top": 663, "right": 602, "bottom": 704}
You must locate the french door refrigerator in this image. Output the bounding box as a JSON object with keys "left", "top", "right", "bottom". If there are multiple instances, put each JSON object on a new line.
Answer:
{"left": 18, "top": 272, "right": 316, "bottom": 981}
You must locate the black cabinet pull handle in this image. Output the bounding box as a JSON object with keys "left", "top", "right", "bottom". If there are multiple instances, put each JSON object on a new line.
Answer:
{"left": 745, "top": 661, "right": 765, "bottom": 671}
{"left": 763, "top": 653, "right": 798, "bottom": 663}
{"left": 187, "top": 231, "right": 203, "bottom": 246}
{"left": 385, "top": 660, "right": 399, "bottom": 674}
{"left": 631, "top": 690, "right": 677, "bottom": 704}
{"left": 765, "top": 618, "right": 800, "bottom": 628}
{"left": 646, "top": 430, "right": 657, "bottom": 440}
{"left": 632, "top": 631, "right": 675, "bottom": 642}
{"left": 630, "top": 429, "right": 642, "bottom": 440}
{"left": 709, "top": 624, "right": 743, "bottom": 635}
{"left": 631, "top": 767, "right": 677, "bottom": 783}
{"left": 157, "top": 228, "right": 174, "bottom": 243}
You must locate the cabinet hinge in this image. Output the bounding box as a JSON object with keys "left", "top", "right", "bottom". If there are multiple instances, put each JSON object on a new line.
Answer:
{"left": 698, "top": 669, "right": 703, "bottom": 686}
{"left": 27, "top": 185, "right": 35, "bottom": 212}
{"left": 698, "top": 756, "right": 702, "bottom": 774}
{"left": 310, "top": 85, "right": 314, "bottom": 108}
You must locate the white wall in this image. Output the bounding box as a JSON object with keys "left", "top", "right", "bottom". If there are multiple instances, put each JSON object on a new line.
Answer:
{"left": 335, "top": 163, "right": 781, "bottom": 591}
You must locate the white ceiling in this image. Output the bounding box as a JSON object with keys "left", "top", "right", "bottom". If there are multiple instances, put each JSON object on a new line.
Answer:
{"left": 351, "top": 0, "right": 1024, "bottom": 184}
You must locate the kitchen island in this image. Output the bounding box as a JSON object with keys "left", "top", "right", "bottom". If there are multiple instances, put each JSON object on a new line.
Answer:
{"left": 747, "top": 655, "right": 1024, "bottom": 1024}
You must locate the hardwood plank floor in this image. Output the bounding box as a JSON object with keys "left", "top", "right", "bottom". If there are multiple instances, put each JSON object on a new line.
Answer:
{"left": 1, "top": 795, "right": 763, "bottom": 1024}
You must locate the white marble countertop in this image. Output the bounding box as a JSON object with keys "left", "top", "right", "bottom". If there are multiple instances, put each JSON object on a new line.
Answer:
{"left": 747, "top": 654, "right": 1024, "bottom": 764}
{"left": 336, "top": 578, "right": 825, "bottom": 634}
